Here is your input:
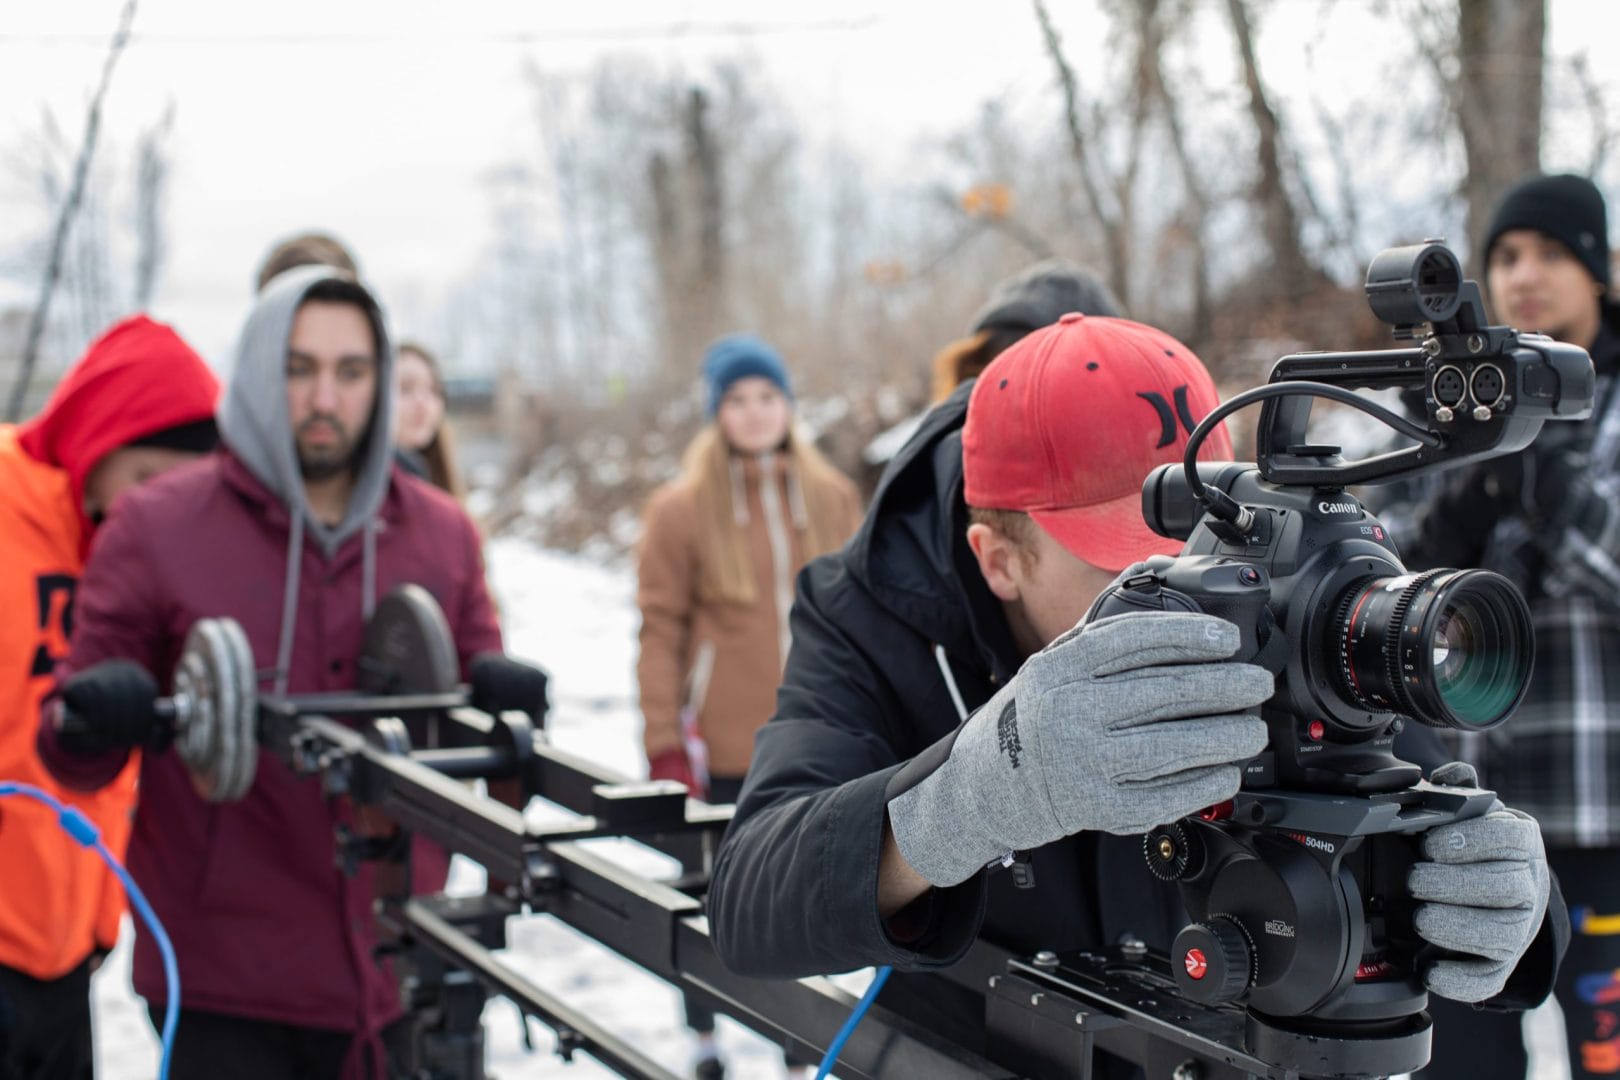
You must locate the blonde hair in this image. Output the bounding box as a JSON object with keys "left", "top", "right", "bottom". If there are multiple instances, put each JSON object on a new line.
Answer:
{"left": 682, "top": 424, "right": 850, "bottom": 605}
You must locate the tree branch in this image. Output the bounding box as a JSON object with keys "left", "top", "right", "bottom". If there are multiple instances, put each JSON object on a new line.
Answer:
{"left": 7, "top": 0, "right": 139, "bottom": 420}
{"left": 1032, "top": 0, "right": 1130, "bottom": 308}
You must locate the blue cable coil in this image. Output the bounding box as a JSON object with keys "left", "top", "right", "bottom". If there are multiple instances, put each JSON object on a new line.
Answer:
{"left": 0, "top": 782, "right": 179, "bottom": 1080}
{"left": 814, "top": 963, "right": 891, "bottom": 1080}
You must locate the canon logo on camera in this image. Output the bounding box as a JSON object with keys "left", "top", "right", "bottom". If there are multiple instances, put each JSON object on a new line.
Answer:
{"left": 1317, "top": 500, "right": 1359, "bottom": 516}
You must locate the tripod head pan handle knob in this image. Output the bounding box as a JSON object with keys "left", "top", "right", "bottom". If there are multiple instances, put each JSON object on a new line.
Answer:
{"left": 1173, "top": 917, "right": 1253, "bottom": 1004}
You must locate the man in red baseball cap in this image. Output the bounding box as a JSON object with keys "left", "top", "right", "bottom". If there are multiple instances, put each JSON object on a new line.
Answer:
{"left": 708, "top": 312, "right": 1559, "bottom": 1073}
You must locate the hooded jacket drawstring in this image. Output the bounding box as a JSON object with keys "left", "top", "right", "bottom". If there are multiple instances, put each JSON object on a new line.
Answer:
{"left": 785, "top": 459, "right": 809, "bottom": 530}
{"left": 361, "top": 518, "right": 379, "bottom": 620}
{"left": 271, "top": 512, "right": 383, "bottom": 695}
{"left": 933, "top": 644, "right": 970, "bottom": 723}
{"left": 755, "top": 452, "right": 798, "bottom": 667}
{"left": 729, "top": 457, "right": 750, "bottom": 527}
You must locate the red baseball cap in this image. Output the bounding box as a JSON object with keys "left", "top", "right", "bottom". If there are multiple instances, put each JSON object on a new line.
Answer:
{"left": 963, "top": 313, "right": 1232, "bottom": 572}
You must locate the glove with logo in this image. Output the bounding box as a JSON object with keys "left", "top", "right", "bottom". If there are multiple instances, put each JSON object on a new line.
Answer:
{"left": 888, "top": 611, "right": 1273, "bottom": 887}
{"left": 469, "top": 653, "right": 550, "bottom": 727}
{"left": 1408, "top": 761, "right": 1550, "bottom": 1003}
{"left": 56, "top": 659, "right": 164, "bottom": 756}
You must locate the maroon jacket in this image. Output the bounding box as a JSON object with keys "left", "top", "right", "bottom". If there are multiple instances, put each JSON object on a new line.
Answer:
{"left": 38, "top": 451, "right": 502, "bottom": 1036}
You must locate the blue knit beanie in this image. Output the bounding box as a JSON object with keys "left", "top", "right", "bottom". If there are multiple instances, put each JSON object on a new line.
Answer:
{"left": 702, "top": 334, "right": 793, "bottom": 417}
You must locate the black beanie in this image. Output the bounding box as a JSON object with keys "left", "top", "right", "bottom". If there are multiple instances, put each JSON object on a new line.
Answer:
{"left": 1484, "top": 173, "right": 1611, "bottom": 288}
{"left": 969, "top": 259, "right": 1123, "bottom": 334}
{"left": 128, "top": 417, "right": 219, "bottom": 454}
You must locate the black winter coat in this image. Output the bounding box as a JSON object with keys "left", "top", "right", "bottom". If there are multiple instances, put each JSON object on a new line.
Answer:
{"left": 708, "top": 382, "right": 1565, "bottom": 1064}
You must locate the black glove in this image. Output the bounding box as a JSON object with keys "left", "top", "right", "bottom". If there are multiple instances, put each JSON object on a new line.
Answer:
{"left": 56, "top": 660, "right": 163, "bottom": 756}
{"left": 469, "top": 653, "right": 549, "bottom": 726}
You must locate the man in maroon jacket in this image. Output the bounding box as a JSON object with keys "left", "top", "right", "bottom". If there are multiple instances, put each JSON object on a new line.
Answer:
{"left": 37, "top": 269, "right": 546, "bottom": 1080}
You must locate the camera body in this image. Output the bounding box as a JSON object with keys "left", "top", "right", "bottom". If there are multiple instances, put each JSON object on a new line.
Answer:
{"left": 1096, "top": 483, "right": 1421, "bottom": 795}
{"left": 1084, "top": 241, "right": 1593, "bottom": 1074}
{"left": 1102, "top": 474, "right": 1530, "bottom": 795}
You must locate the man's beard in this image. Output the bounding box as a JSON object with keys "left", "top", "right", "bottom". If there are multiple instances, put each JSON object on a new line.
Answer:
{"left": 298, "top": 453, "right": 351, "bottom": 481}
{"left": 296, "top": 414, "right": 371, "bottom": 481}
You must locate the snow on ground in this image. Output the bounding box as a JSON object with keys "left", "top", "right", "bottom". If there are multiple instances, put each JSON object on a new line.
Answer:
{"left": 93, "top": 537, "right": 1568, "bottom": 1079}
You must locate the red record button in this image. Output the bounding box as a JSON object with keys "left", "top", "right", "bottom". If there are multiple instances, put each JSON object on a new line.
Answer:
{"left": 1307, "top": 720, "right": 1326, "bottom": 741}
{"left": 1184, "top": 948, "right": 1209, "bottom": 980}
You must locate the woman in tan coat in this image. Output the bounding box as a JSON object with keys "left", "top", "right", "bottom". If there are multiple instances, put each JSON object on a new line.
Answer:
{"left": 637, "top": 334, "right": 861, "bottom": 1077}
{"left": 637, "top": 334, "right": 863, "bottom": 798}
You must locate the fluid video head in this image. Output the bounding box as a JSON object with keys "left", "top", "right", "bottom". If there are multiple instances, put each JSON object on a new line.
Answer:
{"left": 1089, "top": 241, "right": 1594, "bottom": 1077}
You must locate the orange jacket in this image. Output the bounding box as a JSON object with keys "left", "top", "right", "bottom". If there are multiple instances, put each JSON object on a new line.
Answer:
{"left": 0, "top": 315, "right": 218, "bottom": 979}
{"left": 0, "top": 426, "right": 137, "bottom": 977}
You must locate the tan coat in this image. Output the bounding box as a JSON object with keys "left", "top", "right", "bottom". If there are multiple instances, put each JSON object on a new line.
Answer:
{"left": 636, "top": 453, "right": 863, "bottom": 779}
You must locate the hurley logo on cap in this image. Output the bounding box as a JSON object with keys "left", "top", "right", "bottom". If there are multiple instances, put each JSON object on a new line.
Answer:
{"left": 1137, "top": 386, "right": 1199, "bottom": 449}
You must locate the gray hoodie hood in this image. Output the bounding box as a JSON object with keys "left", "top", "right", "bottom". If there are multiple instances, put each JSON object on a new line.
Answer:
{"left": 218, "top": 267, "right": 396, "bottom": 695}
{"left": 219, "top": 265, "right": 396, "bottom": 557}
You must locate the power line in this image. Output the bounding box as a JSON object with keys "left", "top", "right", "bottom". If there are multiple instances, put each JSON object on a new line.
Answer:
{"left": 0, "top": 16, "right": 880, "bottom": 47}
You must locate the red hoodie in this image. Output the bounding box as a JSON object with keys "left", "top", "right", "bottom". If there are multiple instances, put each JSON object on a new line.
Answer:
{"left": 18, "top": 314, "right": 222, "bottom": 544}
{"left": 0, "top": 315, "right": 218, "bottom": 980}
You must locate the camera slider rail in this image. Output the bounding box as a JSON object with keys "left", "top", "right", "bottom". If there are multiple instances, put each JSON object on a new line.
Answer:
{"left": 126, "top": 585, "right": 1420, "bottom": 1078}
{"left": 267, "top": 683, "right": 1411, "bottom": 1079}
{"left": 265, "top": 700, "right": 1017, "bottom": 1079}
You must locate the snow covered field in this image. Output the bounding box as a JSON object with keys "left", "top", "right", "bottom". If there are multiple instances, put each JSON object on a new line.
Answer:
{"left": 91, "top": 538, "right": 1569, "bottom": 1079}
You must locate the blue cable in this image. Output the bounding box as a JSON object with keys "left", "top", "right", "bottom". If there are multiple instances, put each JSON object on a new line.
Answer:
{"left": 814, "top": 963, "right": 891, "bottom": 1080}
{"left": 0, "top": 782, "right": 179, "bottom": 1080}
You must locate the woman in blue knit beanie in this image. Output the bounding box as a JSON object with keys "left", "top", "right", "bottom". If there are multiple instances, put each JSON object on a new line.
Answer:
{"left": 700, "top": 334, "right": 794, "bottom": 420}
{"left": 635, "top": 332, "right": 861, "bottom": 1079}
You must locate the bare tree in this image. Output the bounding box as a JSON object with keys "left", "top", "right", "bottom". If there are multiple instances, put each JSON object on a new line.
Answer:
{"left": 645, "top": 86, "right": 728, "bottom": 384}
{"left": 1457, "top": 0, "right": 1544, "bottom": 263}
{"left": 1033, "top": 0, "right": 1132, "bottom": 309}
{"left": 1225, "top": 0, "right": 1318, "bottom": 295}
{"left": 1568, "top": 53, "right": 1611, "bottom": 179}
{"left": 1408, "top": 0, "right": 1544, "bottom": 272}
{"left": 1137, "top": 0, "right": 1213, "bottom": 341}
{"left": 131, "top": 102, "right": 175, "bottom": 309}
{"left": 6, "top": 0, "right": 139, "bottom": 420}
{"left": 686, "top": 87, "right": 725, "bottom": 347}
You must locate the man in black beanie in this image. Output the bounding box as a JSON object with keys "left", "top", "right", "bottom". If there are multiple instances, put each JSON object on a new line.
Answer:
{"left": 1483, "top": 173, "right": 1612, "bottom": 352}
{"left": 1404, "top": 173, "right": 1619, "bottom": 1080}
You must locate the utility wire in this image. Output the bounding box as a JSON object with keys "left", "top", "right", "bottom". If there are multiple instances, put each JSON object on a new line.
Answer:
{"left": 0, "top": 17, "right": 879, "bottom": 47}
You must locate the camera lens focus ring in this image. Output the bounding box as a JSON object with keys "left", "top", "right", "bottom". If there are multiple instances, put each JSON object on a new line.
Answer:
{"left": 1382, "top": 570, "right": 1447, "bottom": 720}
{"left": 1331, "top": 569, "right": 1533, "bottom": 731}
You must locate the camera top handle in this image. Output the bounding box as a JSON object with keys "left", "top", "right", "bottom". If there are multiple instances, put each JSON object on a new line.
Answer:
{"left": 1247, "top": 241, "right": 1594, "bottom": 489}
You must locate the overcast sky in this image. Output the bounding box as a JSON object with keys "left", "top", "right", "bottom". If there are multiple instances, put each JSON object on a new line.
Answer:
{"left": 2, "top": 1, "right": 1617, "bottom": 368}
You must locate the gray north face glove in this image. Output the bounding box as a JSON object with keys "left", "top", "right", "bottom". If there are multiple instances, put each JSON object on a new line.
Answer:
{"left": 889, "top": 611, "right": 1273, "bottom": 887}
{"left": 1409, "top": 761, "right": 1550, "bottom": 1004}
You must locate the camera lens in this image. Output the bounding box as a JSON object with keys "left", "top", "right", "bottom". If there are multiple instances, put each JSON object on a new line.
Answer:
{"left": 1332, "top": 569, "right": 1532, "bottom": 729}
